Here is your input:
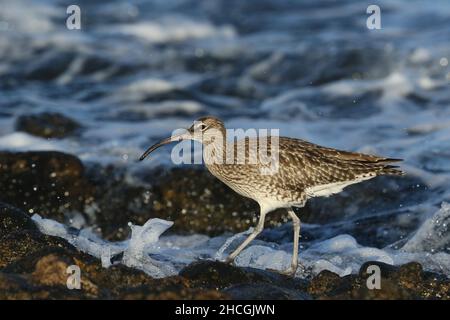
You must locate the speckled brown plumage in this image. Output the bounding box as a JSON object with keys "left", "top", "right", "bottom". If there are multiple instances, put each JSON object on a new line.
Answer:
{"left": 139, "top": 116, "right": 404, "bottom": 276}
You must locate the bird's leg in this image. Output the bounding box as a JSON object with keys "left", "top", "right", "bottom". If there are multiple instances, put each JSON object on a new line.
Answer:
{"left": 287, "top": 208, "right": 301, "bottom": 275}
{"left": 225, "top": 211, "right": 266, "bottom": 264}
{"left": 268, "top": 208, "right": 301, "bottom": 276}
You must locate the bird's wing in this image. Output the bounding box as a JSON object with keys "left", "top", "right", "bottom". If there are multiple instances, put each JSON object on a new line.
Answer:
{"left": 289, "top": 138, "right": 402, "bottom": 164}
{"left": 277, "top": 137, "right": 403, "bottom": 193}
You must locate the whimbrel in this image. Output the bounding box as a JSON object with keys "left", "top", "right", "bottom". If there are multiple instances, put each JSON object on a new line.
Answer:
{"left": 139, "top": 116, "right": 404, "bottom": 275}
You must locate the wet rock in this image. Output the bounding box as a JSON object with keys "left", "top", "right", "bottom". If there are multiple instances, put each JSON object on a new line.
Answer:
{"left": 32, "top": 254, "right": 76, "bottom": 287}
{"left": 179, "top": 261, "right": 266, "bottom": 290}
{"left": 0, "top": 273, "right": 30, "bottom": 292}
{"left": 395, "top": 262, "right": 423, "bottom": 290}
{"left": 0, "top": 209, "right": 93, "bottom": 298}
{"left": 0, "top": 151, "right": 94, "bottom": 224}
{"left": 0, "top": 272, "right": 83, "bottom": 300}
{"left": 0, "top": 211, "right": 226, "bottom": 299}
{"left": 308, "top": 261, "right": 450, "bottom": 300}
{"left": 0, "top": 244, "right": 226, "bottom": 299}
{"left": 0, "top": 214, "right": 448, "bottom": 300}
{"left": 0, "top": 230, "right": 75, "bottom": 269}
{"left": 16, "top": 112, "right": 81, "bottom": 138}
{"left": 0, "top": 193, "right": 75, "bottom": 272}
{"left": 117, "top": 280, "right": 228, "bottom": 300}
{"left": 225, "top": 283, "right": 310, "bottom": 300}
{"left": 0, "top": 203, "right": 38, "bottom": 239}
{"left": 0, "top": 202, "right": 224, "bottom": 299}
{"left": 307, "top": 270, "right": 343, "bottom": 297}
{"left": 179, "top": 260, "right": 309, "bottom": 300}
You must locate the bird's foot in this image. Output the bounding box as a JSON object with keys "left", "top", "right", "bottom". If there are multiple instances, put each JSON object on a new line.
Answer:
{"left": 224, "top": 256, "right": 236, "bottom": 265}
{"left": 266, "top": 263, "right": 304, "bottom": 277}
{"left": 266, "top": 267, "right": 296, "bottom": 277}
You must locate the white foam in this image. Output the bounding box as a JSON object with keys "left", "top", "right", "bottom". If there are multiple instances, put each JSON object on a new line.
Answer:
{"left": 0, "top": 132, "right": 64, "bottom": 151}
{"left": 31, "top": 214, "right": 176, "bottom": 278}
{"left": 402, "top": 202, "right": 450, "bottom": 253}
{"left": 0, "top": 0, "right": 57, "bottom": 33}
{"left": 30, "top": 203, "right": 450, "bottom": 279}
{"left": 100, "top": 18, "right": 235, "bottom": 44}
{"left": 120, "top": 78, "right": 175, "bottom": 97}
{"left": 122, "top": 219, "right": 177, "bottom": 278}
{"left": 215, "top": 227, "right": 254, "bottom": 261}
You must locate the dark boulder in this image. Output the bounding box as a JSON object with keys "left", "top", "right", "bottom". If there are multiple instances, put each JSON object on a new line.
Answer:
{"left": 0, "top": 203, "right": 38, "bottom": 239}
{"left": 16, "top": 112, "right": 81, "bottom": 139}
{"left": 0, "top": 151, "right": 94, "bottom": 223}
{"left": 308, "top": 261, "right": 450, "bottom": 300}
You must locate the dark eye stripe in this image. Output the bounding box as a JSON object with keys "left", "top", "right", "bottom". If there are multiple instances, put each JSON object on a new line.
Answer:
{"left": 194, "top": 123, "right": 208, "bottom": 131}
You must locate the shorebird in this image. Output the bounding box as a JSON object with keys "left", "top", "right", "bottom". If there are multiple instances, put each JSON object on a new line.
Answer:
{"left": 139, "top": 116, "right": 404, "bottom": 275}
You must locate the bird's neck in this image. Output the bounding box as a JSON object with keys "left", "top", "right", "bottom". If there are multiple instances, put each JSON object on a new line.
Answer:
{"left": 202, "top": 132, "right": 227, "bottom": 166}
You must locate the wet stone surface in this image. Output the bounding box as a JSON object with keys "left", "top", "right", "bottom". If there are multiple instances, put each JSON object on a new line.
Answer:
{"left": 0, "top": 206, "right": 449, "bottom": 300}
{"left": 15, "top": 112, "right": 82, "bottom": 139}
{"left": 308, "top": 261, "right": 450, "bottom": 300}
{"left": 0, "top": 151, "right": 94, "bottom": 224}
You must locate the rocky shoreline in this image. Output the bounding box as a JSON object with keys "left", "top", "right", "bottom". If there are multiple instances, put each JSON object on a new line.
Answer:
{"left": 1, "top": 204, "right": 449, "bottom": 299}
{"left": 0, "top": 150, "right": 448, "bottom": 299}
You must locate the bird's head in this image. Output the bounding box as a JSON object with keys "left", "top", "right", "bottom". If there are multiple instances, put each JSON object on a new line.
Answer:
{"left": 188, "top": 116, "right": 225, "bottom": 144}
{"left": 139, "top": 116, "right": 225, "bottom": 161}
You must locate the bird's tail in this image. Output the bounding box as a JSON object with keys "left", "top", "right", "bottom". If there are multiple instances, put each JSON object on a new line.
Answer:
{"left": 372, "top": 157, "right": 405, "bottom": 176}
{"left": 353, "top": 158, "right": 405, "bottom": 177}
{"left": 378, "top": 164, "right": 405, "bottom": 176}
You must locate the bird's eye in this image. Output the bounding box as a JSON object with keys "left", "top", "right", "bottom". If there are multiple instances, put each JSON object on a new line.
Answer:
{"left": 198, "top": 124, "right": 207, "bottom": 131}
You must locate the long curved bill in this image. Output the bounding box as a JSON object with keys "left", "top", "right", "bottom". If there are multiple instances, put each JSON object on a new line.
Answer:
{"left": 139, "top": 131, "right": 190, "bottom": 161}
